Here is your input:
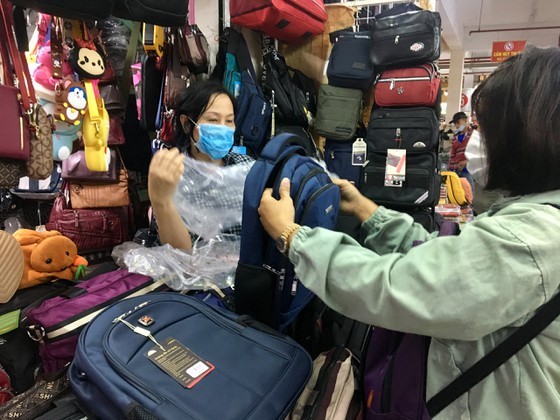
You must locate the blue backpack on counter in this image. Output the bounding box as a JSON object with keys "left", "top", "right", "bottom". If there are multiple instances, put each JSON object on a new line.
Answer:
{"left": 69, "top": 293, "right": 312, "bottom": 420}
{"left": 235, "top": 133, "right": 340, "bottom": 331}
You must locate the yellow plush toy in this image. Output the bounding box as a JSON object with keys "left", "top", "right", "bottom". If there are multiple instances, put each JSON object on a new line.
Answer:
{"left": 13, "top": 229, "right": 88, "bottom": 290}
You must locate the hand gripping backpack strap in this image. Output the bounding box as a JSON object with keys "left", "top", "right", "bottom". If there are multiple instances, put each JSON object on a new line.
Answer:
{"left": 427, "top": 217, "right": 560, "bottom": 416}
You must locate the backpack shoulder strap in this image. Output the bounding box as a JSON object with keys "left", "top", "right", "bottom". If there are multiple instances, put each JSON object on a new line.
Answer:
{"left": 427, "top": 265, "right": 560, "bottom": 416}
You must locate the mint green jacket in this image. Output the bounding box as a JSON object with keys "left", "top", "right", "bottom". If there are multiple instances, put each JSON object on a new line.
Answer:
{"left": 289, "top": 191, "right": 560, "bottom": 419}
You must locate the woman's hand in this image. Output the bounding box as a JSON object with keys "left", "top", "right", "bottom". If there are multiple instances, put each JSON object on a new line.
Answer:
{"left": 259, "top": 178, "right": 295, "bottom": 241}
{"left": 148, "top": 148, "right": 185, "bottom": 207}
{"left": 333, "top": 179, "right": 378, "bottom": 222}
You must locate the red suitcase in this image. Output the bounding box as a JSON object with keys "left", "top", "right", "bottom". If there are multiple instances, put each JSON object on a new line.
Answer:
{"left": 230, "top": 0, "right": 327, "bottom": 44}
{"left": 374, "top": 63, "right": 441, "bottom": 107}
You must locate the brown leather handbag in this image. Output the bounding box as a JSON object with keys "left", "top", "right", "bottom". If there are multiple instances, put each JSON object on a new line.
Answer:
{"left": 26, "top": 104, "right": 54, "bottom": 180}
{"left": 69, "top": 169, "right": 130, "bottom": 209}
{"left": 46, "top": 193, "right": 132, "bottom": 253}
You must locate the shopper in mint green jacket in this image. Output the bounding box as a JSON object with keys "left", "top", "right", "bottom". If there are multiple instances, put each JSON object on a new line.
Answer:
{"left": 258, "top": 46, "right": 560, "bottom": 419}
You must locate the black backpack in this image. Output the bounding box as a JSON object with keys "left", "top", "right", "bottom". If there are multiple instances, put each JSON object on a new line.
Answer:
{"left": 261, "top": 36, "right": 311, "bottom": 130}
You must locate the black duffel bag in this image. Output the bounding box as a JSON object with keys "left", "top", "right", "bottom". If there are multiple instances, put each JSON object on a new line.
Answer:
{"left": 372, "top": 3, "right": 441, "bottom": 67}
{"left": 361, "top": 151, "right": 440, "bottom": 208}
{"left": 113, "top": 0, "right": 189, "bottom": 27}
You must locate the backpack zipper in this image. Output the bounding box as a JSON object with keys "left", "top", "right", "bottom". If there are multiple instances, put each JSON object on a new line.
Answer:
{"left": 378, "top": 76, "right": 431, "bottom": 90}
{"left": 380, "top": 334, "right": 405, "bottom": 413}
{"left": 293, "top": 168, "right": 323, "bottom": 209}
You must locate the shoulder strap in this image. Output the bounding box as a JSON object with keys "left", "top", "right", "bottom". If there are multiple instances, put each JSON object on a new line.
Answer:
{"left": 227, "top": 28, "right": 257, "bottom": 84}
{"left": 427, "top": 279, "right": 560, "bottom": 416}
{"left": 0, "top": 0, "right": 35, "bottom": 109}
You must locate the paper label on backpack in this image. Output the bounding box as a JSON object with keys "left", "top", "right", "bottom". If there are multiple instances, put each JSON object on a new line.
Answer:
{"left": 352, "top": 138, "right": 368, "bottom": 166}
{"left": 384, "top": 149, "right": 407, "bottom": 187}
{"left": 146, "top": 337, "right": 215, "bottom": 388}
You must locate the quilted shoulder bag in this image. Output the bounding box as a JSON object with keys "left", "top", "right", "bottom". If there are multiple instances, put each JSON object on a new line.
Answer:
{"left": 46, "top": 192, "right": 132, "bottom": 253}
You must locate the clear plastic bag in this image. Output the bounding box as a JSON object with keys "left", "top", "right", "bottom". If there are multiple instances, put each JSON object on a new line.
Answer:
{"left": 173, "top": 155, "right": 253, "bottom": 239}
{"left": 120, "top": 234, "right": 240, "bottom": 291}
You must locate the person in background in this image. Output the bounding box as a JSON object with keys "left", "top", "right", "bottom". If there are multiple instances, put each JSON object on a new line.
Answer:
{"left": 258, "top": 46, "right": 560, "bottom": 418}
{"left": 449, "top": 111, "right": 475, "bottom": 191}
{"left": 148, "top": 80, "right": 253, "bottom": 252}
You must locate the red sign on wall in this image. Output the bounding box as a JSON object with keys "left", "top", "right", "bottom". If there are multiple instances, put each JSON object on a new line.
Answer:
{"left": 491, "top": 40, "right": 526, "bottom": 62}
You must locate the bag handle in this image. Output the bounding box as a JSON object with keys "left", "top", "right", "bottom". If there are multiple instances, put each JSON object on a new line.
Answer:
{"left": 374, "top": 2, "right": 422, "bottom": 19}
{"left": 260, "top": 133, "right": 308, "bottom": 162}
{"left": 0, "top": 0, "right": 36, "bottom": 110}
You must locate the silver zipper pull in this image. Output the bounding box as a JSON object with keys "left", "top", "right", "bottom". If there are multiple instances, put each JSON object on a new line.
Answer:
{"left": 390, "top": 79, "right": 395, "bottom": 90}
{"left": 118, "top": 318, "right": 165, "bottom": 351}
{"left": 395, "top": 35, "right": 400, "bottom": 44}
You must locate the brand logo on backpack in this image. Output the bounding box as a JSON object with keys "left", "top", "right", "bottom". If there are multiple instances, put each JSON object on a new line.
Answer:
{"left": 138, "top": 315, "right": 154, "bottom": 327}
{"left": 397, "top": 87, "right": 405, "bottom": 95}
{"left": 410, "top": 42, "right": 425, "bottom": 52}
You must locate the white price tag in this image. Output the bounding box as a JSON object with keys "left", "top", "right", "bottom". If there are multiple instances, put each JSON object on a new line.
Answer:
{"left": 352, "top": 138, "right": 368, "bottom": 166}
{"left": 384, "top": 149, "right": 407, "bottom": 188}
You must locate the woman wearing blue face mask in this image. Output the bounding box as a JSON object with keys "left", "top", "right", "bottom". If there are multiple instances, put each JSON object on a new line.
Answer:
{"left": 148, "top": 81, "right": 254, "bottom": 252}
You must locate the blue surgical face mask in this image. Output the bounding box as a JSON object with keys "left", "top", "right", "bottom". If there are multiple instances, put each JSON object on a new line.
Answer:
{"left": 191, "top": 120, "right": 235, "bottom": 160}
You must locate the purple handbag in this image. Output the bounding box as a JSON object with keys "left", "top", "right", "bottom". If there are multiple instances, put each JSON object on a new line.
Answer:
{"left": 61, "top": 149, "right": 118, "bottom": 183}
{"left": 24, "top": 270, "right": 167, "bottom": 374}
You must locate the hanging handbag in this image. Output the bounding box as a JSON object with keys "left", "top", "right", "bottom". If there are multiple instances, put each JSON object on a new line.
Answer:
{"left": 374, "top": 63, "right": 441, "bottom": 108}
{"left": 177, "top": 23, "right": 210, "bottom": 75}
{"left": 69, "top": 169, "right": 130, "bottom": 209}
{"left": 166, "top": 38, "right": 196, "bottom": 110}
{"left": 0, "top": 0, "right": 33, "bottom": 161}
{"left": 26, "top": 103, "right": 54, "bottom": 180}
{"left": 62, "top": 149, "right": 118, "bottom": 183}
{"left": 45, "top": 192, "right": 132, "bottom": 253}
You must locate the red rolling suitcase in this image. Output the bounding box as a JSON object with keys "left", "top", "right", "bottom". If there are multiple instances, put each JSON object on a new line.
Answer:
{"left": 230, "top": 0, "right": 327, "bottom": 44}
{"left": 374, "top": 63, "right": 441, "bottom": 107}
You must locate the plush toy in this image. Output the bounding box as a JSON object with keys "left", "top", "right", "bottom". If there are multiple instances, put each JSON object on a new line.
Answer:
{"left": 55, "top": 80, "right": 88, "bottom": 126}
{"left": 13, "top": 229, "right": 88, "bottom": 290}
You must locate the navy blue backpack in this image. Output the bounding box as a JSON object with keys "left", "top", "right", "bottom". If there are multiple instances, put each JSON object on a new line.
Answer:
{"left": 235, "top": 133, "right": 340, "bottom": 331}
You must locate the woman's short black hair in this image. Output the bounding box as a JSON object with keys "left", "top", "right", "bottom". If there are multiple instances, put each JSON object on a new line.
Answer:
{"left": 172, "top": 80, "right": 236, "bottom": 151}
{"left": 472, "top": 46, "right": 560, "bottom": 195}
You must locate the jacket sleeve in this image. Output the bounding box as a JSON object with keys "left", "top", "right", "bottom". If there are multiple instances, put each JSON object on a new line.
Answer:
{"left": 360, "top": 207, "right": 435, "bottom": 255}
{"left": 289, "top": 213, "right": 547, "bottom": 341}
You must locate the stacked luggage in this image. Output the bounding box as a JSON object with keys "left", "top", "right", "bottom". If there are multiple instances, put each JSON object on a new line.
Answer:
{"left": 363, "top": 3, "right": 442, "bottom": 230}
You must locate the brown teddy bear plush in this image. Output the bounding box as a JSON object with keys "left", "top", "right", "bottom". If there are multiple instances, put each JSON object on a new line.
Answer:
{"left": 12, "top": 229, "right": 88, "bottom": 290}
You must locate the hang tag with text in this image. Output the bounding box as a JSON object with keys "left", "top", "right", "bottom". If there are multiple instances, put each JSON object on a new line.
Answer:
{"left": 352, "top": 138, "right": 368, "bottom": 166}
{"left": 384, "top": 149, "right": 407, "bottom": 187}
{"left": 145, "top": 337, "right": 215, "bottom": 389}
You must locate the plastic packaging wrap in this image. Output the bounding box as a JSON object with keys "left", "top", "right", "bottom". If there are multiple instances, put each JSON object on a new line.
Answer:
{"left": 115, "top": 235, "right": 240, "bottom": 291}
{"left": 173, "top": 155, "right": 254, "bottom": 239}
